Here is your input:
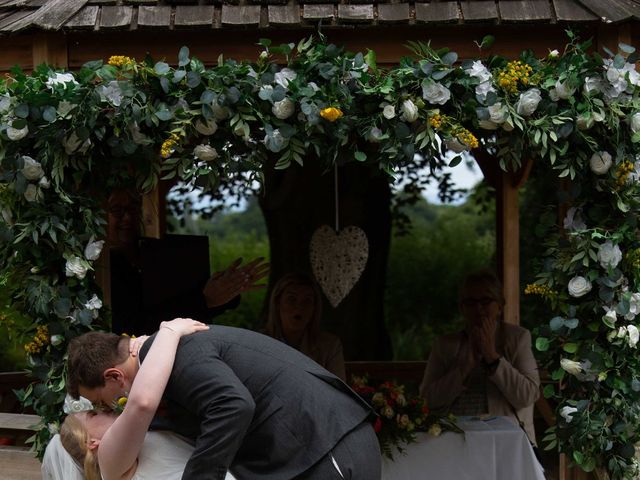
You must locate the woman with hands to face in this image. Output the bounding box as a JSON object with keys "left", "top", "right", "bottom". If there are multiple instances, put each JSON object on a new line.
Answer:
{"left": 420, "top": 270, "right": 540, "bottom": 444}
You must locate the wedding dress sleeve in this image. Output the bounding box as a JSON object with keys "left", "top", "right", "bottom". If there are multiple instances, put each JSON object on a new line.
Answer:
{"left": 41, "top": 434, "right": 84, "bottom": 480}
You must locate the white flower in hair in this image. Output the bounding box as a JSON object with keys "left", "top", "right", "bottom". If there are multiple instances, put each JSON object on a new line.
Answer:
{"left": 63, "top": 394, "right": 93, "bottom": 414}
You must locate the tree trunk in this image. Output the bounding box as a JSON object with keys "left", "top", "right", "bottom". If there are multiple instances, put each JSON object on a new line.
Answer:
{"left": 259, "top": 160, "right": 393, "bottom": 360}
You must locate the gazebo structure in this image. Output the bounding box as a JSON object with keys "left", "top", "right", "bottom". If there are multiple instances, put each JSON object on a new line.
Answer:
{"left": 1, "top": 0, "right": 638, "bottom": 331}
{"left": 1, "top": 1, "right": 640, "bottom": 479}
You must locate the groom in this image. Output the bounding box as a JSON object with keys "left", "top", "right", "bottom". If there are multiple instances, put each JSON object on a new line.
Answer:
{"left": 67, "top": 325, "right": 381, "bottom": 479}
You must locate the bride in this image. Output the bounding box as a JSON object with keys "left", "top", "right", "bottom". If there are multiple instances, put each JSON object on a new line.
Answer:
{"left": 42, "top": 318, "right": 236, "bottom": 480}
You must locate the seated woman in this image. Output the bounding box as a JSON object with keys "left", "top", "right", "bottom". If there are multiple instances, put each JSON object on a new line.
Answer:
{"left": 265, "top": 272, "right": 346, "bottom": 380}
{"left": 51, "top": 318, "right": 236, "bottom": 480}
{"left": 419, "top": 270, "right": 540, "bottom": 444}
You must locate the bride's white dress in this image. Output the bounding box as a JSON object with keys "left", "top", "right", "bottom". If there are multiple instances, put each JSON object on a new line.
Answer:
{"left": 132, "top": 431, "right": 236, "bottom": 480}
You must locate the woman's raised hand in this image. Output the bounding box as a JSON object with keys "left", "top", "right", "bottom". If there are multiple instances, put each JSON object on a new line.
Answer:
{"left": 160, "top": 318, "right": 209, "bottom": 337}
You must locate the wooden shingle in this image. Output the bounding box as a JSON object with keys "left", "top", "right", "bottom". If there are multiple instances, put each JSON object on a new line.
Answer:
{"left": 302, "top": 4, "right": 334, "bottom": 20}
{"left": 138, "top": 5, "right": 171, "bottom": 28}
{"left": 99, "top": 6, "right": 133, "bottom": 29}
{"left": 221, "top": 5, "right": 261, "bottom": 25}
{"left": 378, "top": 3, "right": 410, "bottom": 23}
{"left": 175, "top": 6, "right": 214, "bottom": 27}
{"left": 415, "top": 2, "right": 459, "bottom": 23}
{"left": 461, "top": 0, "right": 498, "bottom": 21}
{"left": 268, "top": 5, "right": 300, "bottom": 25}
{"left": 499, "top": 0, "right": 552, "bottom": 22}
{"left": 64, "top": 6, "right": 98, "bottom": 28}
{"left": 0, "top": 9, "right": 33, "bottom": 32}
{"left": 553, "top": 0, "right": 597, "bottom": 21}
{"left": 337, "top": 4, "right": 373, "bottom": 22}
{"left": 577, "top": 0, "right": 639, "bottom": 23}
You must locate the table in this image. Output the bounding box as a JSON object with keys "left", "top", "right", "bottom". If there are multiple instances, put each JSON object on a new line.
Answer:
{"left": 382, "top": 416, "right": 545, "bottom": 480}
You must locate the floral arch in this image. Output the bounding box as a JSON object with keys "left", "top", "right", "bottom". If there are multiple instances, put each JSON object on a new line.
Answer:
{"left": 1, "top": 35, "right": 640, "bottom": 477}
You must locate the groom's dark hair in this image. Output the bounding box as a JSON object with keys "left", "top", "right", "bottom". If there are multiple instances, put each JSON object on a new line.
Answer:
{"left": 67, "top": 332, "right": 129, "bottom": 398}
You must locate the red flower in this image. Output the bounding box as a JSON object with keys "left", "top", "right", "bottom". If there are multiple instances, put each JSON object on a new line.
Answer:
{"left": 421, "top": 405, "right": 430, "bottom": 415}
{"left": 374, "top": 417, "right": 382, "bottom": 433}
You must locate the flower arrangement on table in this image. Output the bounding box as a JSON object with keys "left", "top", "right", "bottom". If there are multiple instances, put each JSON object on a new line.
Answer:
{"left": 351, "top": 376, "right": 462, "bottom": 459}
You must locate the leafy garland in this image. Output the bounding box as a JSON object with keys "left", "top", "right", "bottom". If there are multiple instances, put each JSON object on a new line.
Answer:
{"left": 1, "top": 33, "right": 639, "bottom": 476}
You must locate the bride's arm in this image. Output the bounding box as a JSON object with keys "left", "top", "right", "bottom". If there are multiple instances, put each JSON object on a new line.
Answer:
{"left": 98, "top": 318, "right": 209, "bottom": 480}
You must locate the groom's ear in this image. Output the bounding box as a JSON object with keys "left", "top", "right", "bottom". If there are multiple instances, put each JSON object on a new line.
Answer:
{"left": 103, "top": 368, "right": 124, "bottom": 384}
{"left": 88, "top": 438, "right": 100, "bottom": 451}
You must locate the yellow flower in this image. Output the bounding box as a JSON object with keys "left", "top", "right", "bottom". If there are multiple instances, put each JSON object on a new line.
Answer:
{"left": 117, "top": 396, "right": 127, "bottom": 408}
{"left": 108, "top": 56, "right": 135, "bottom": 68}
{"left": 524, "top": 283, "right": 556, "bottom": 298}
{"left": 615, "top": 159, "right": 634, "bottom": 189}
{"left": 24, "top": 325, "right": 49, "bottom": 354}
{"left": 429, "top": 113, "right": 442, "bottom": 129}
{"left": 320, "top": 107, "right": 343, "bottom": 122}
{"left": 160, "top": 133, "right": 180, "bottom": 158}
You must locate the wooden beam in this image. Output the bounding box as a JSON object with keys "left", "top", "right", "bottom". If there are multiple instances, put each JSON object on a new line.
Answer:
{"left": 496, "top": 169, "right": 520, "bottom": 325}
{"left": 141, "top": 182, "right": 169, "bottom": 239}
{"left": 32, "top": 31, "right": 68, "bottom": 68}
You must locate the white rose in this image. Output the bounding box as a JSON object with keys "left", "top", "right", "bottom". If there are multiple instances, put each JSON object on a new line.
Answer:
{"left": 626, "top": 293, "right": 640, "bottom": 321}
{"left": 631, "top": 112, "right": 640, "bottom": 134}
{"left": 466, "top": 61, "right": 491, "bottom": 82}
{"left": 560, "top": 406, "right": 578, "bottom": 423}
{"left": 84, "top": 238, "right": 105, "bottom": 261}
{"left": 84, "top": 294, "right": 102, "bottom": 311}
{"left": 516, "top": 88, "right": 542, "bottom": 116}
{"left": 38, "top": 176, "right": 50, "bottom": 189}
{"left": 560, "top": 358, "right": 583, "bottom": 376}
{"left": 45, "top": 72, "right": 78, "bottom": 89}
{"left": 383, "top": 406, "right": 394, "bottom": 419}
{"left": 549, "top": 49, "right": 560, "bottom": 58}
{"left": 568, "top": 276, "right": 592, "bottom": 297}
{"left": 24, "top": 184, "right": 40, "bottom": 202}
{"left": 597, "top": 240, "right": 622, "bottom": 270}
{"left": 274, "top": 68, "right": 297, "bottom": 89}
{"left": 368, "top": 127, "right": 384, "bottom": 143}
{"left": 193, "top": 144, "right": 219, "bottom": 162}
{"left": 195, "top": 118, "right": 218, "bottom": 136}
{"left": 583, "top": 76, "right": 604, "bottom": 96}
{"left": 7, "top": 125, "right": 28, "bottom": 141}
{"left": 427, "top": 423, "right": 442, "bottom": 436}
{"left": 21, "top": 156, "right": 44, "bottom": 180}
{"left": 383, "top": 105, "right": 396, "bottom": 119}
{"left": 554, "top": 79, "right": 576, "bottom": 100}
{"left": 563, "top": 206, "right": 586, "bottom": 231}
{"left": 627, "top": 325, "right": 639, "bottom": 347}
{"left": 488, "top": 102, "right": 508, "bottom": 124}
{"left": 401, "top": 99, "right": 419, "bottom": 123}
{"left": 589, "top": 151, "right": 612, "bottom": 175}
{"left": 422, "top": 82, "right": 451, "bottom": 105}
{"left": 272, "top": 98, "right": 295, "bottom": 120}
{"left": 65, "top": 256, "right": 88, "bottom": 280}
{"left": 50, "top": 334, "right": 64, "bottom": 346}
{"left": 576, "top": 113, "right": 594, "bottom": 131}
{"left": 63, "top": 394, "right": 93, "bottom": 414}
{"left": 603, "top": 308, "right": 617, "bottom": 325}
{"left": 475, "top": 81, "right": 496, "bottom": 101}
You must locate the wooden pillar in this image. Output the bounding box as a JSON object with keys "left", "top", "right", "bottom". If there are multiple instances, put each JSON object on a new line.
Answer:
{"left": 141, "top": 182, "right": 168, "bottom": 239}
{"left": 496, "top": 171, "right": 520, "bottom": 325}
{"left": 32, "top": 32, "right": 68, "bottom": 68}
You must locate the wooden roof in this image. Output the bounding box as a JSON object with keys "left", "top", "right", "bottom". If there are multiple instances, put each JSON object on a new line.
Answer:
{"left": 0, "top": 0, "right": 639, "bottom": 34}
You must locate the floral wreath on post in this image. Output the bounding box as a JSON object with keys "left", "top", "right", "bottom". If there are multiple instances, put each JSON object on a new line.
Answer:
{"left": 1, "top": 32, "right": 639, "bottom": 477}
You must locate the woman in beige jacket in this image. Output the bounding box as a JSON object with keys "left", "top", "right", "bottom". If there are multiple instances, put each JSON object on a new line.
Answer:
{"left": 419, "top": 270, "right": 540, "bottom": 444}
{"left": 265, "top": 272, "right": 346, "bottom": 380}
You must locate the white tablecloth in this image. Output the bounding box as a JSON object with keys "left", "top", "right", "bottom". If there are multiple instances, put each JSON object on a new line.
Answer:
{"left": 382, "top": 416, "right": 545, "bottom": 480}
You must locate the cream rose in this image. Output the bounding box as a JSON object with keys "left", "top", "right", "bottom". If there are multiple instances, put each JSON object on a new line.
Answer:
{"left": 38, "top": 177, "right": 50, "bottom": 189}
{"left": 427, "top": 423, "right": 442, "bottom": 436}
{"left": 194, "top": 144, "right": 219, "bottom": 162}
{"left": 560, "top": 358, "right": 582, "bottom": 376}
{"left": 7, "top": 125, "right": 28, "bottom": 141}
{"left": 560, "top": 406, "right": 578, "bottom": 423}
{"left": 274, "top": 68, "right": 297, "bottom": 89}
{"left": 627, "top": 324, "right": 639, "bottom": 347}
{"left": 383, "top": 105, "right": 396, "bottom": 119}
{"left": 589, "top": 151, "right": 612, "bottom": 175}
{"left": 597, "top": 240, "right": 622, "bottom": 269}
{"left": 631, "top": 112, "right": 640, "bottom": 134}
{"left": 401, "top": 99, "right": 419, "bottom": 123}
{"left": 488, "top": 103, "right": 508, "bottom": 124}
{"left": 65, "top": 256, "right": 88, "bottom": 279}
{"left": 24, "top": 184, "right": 40, "bottom": 202}
{"left": 568, "top": 276, "right": 592, "bottom": 297}
{"left": 84, "top": 294, "right": 102, "bottom": 311}
{"left": 21, "top": 156, "right": 44, "bottom": 181}
{"left": 422, "top": 82, "right": 451, "bottom": 105}
{"left": 84, "top": 238, "right": 105, "bottom": 261}
{"left": 195, "top": 118, "right": 218, "bottom": 136}
{"left": 272, "top": 98, "right": 295, "bottom": 120}
{"left": 516, "top": 88, "right": 542, "bottom": 116}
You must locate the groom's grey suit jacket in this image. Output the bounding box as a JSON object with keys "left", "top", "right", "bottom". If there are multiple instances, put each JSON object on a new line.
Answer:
{"left": 139, "top": 325, "right": 372, "bottom": 480}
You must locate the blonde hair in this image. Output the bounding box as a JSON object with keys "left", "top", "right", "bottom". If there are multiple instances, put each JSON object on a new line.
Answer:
{"left": 265, "top": 272, "right": 322, "bottom": 344}
{"left": 60, "top": 414, "right": 102, "bottom": 480}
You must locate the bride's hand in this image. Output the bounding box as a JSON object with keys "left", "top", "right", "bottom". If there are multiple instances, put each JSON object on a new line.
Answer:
{"left": 160, "top": 318, "right": 209, "bottom": 337}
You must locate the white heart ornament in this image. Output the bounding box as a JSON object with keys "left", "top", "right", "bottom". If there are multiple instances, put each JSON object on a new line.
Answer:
{"left": 309, "top": 225, "right": 369, "bottom": 307}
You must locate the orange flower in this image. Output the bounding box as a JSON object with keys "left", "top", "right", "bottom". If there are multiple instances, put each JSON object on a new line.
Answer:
{"left": 320, "top": 107, "right": 343, "bottom": 122}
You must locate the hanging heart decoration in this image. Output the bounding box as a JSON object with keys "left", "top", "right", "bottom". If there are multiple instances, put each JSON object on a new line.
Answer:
{"left": 310, "top": 224, "right": 369, "bottom": 307}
